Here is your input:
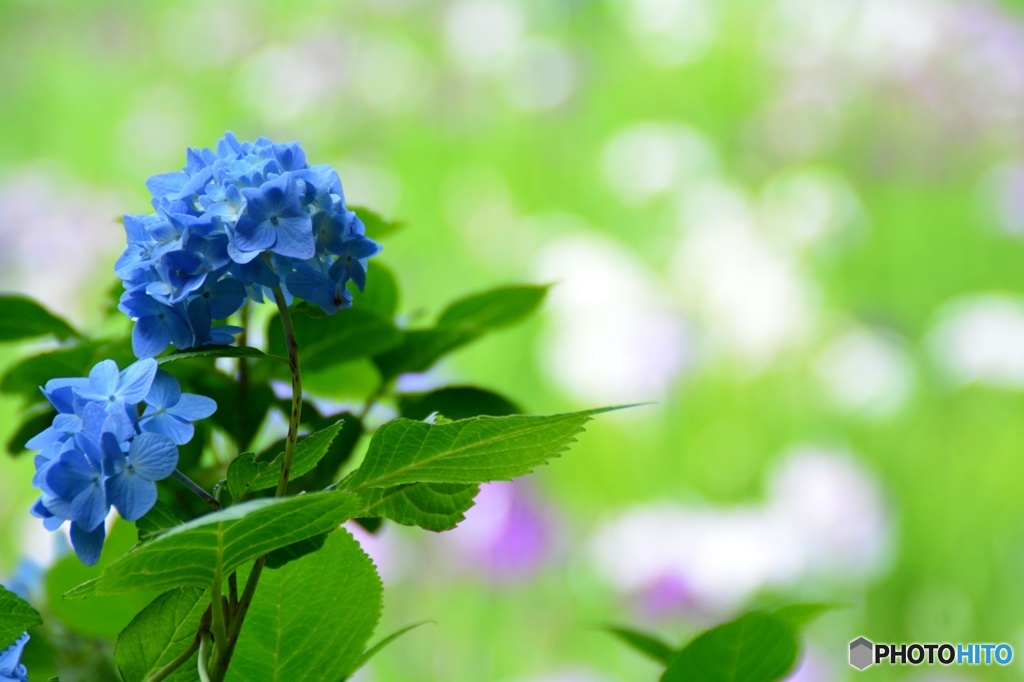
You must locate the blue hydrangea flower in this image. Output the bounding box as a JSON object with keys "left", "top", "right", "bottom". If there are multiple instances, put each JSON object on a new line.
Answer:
{"left": 229, "top": 173, "right": 314, "bottom": 262}
{"left": 41, "top": 437, "right": 109, "bottom": 533}
{"left": 74, "top": 358, "right": 157, "bottom": 415}
{"left": 102, "top": 431, "right": 179, "bottom": 521}
{"left": 140, "top": 371, "right": 217, "bottom": 445}
{"left": 117, "top": 133, "right": 382, "bottom": 358}
{"left": 0, "top": 633, "right": 29, "bottom": 682}
{"left": 27, "top": 359, "right": 215, "bottom": 565}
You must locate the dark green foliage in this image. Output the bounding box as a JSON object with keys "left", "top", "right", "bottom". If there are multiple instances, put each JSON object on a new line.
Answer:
{"left": 373, "top": 285, "right": 549, "bottom": 378}
{"left": 0, "top": 294, "right": 79, "bottom": 342}
{"left": 115, "top": 588, "right": 206, "bottom": 682}
{"left": 268, "top": 308, "right": 402, "bottom": 373}
{"left": 398, "top": 386, "right": 521, "bottom": 421}
{"left": 0, "top": 586, "right": 42, "bottom": 649}
{"left": 610, "top": 604, "right": 836, "bottom": 682}
{"left": 603, "top": 626, "right": 674, "bottom": 665}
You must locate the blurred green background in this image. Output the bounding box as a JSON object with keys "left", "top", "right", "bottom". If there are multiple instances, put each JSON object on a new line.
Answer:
{"left": 4, "top": 0, "right": 1024, "bottom": 679}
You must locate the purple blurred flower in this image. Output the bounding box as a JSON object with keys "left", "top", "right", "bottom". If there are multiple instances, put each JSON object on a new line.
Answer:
{"left": 441, "top": 480, "right": 557, "bottom": 581}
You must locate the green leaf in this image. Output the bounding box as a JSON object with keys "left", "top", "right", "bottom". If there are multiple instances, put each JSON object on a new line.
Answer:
{"left": 268, "top": 309, "right": 402, "bottom": 373}
{"left": 227, "top": 530, "right": 382, "bottom": 681}
{"left": 350, "top": 205, "right": 404, "bottom": 240}
{"left": 359, "top": 482, "right": 479, "bottom": 531}
{"left": 288, "top": 413, "right": 364, "bottom": 493}
{"left": 355, "top": 621, "right": 433, "bottom": 673}
{"left": 437, "top": 284, "right": 549, "bottom": 330}
{"left": 398, "top": 386, "right": 521, "bottom": 421}
{"left": 374, "top": 285, "right": 548, "bottom": 377}
{"left": 156, "top": 345, "right": 287, "bottom": 365}
{"left": 136, "top": 501, "right": 184, "bottom": 543}
{"left": 115, "top": 587, "right": 206, "bottom": 682}
{"left": 0, "top": 585, "right": 41, "bottom": 647}
{"left": 1, "top": 345, "right": 95, "bottom": 398}
{"left": 1, "top": 336, "right": 134, "bottom": 402}
{"left": 66, "top": 491, "right": 362, "bottom": 598}
{"left": 45, "top": 521, "right": 160, "bottom": 639}
{"left": 6, "top": 406, "right": 55, "bottom": 455}
{"left": 604, "top": 625, "right": 674, "bottom": 665}
{"left": 264, "top": 532, "right": 330, "bottom": 570}
{"left": 301, "top": 359, "right": 382, "bottom": 402}
{"left": 0, "top": 294, "right": 79, "bottom": 342}
{"left": 172, "top": 363, "right": 275, "bottom": 451}
{"left": 345, "top": 407, "right": 620, "bottom": 490}
{"left": 661, "top": 612, "right": 798, "bottom": 682}
{"left": 247, "top": 421, "right": 346, "bottom": 493}
{"left": 226, "top": 453, "right": 262, "bottom": 502}
{"left": 771, "top": 603, "right": 838, "bottom": 630}
{"left": 350, "top": 261, "right": 399, "bottom": 319}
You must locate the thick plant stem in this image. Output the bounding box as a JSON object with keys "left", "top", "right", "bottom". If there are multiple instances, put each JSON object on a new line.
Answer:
{"left": 208, "top": 286, "right": 304, "bottom": 682}
{"left": 210, "top": 575, "right": 228, "bottom": 660}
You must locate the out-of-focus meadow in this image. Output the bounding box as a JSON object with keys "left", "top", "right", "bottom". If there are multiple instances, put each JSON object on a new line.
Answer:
{"left": 3, "top": 0, "right": 1024, "bottom": 679}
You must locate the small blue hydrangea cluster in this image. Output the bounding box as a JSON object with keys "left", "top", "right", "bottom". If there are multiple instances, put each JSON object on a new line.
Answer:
{"left": 0, "top": 633, "right": 29, "bottom": 682}
{"left": 117, "top": 132, "right": 382, "bottom": 358}
{"left": 28, "top": 358, "right": 215, "bottom": 565}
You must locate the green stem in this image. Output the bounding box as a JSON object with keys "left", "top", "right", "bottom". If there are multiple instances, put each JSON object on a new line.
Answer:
{"left": 172, "top": 469, "right": 221, "bottom": 510}
{"left": 207, "top": 285, "right": 304, "bottom": 682}
{"left": 237, "top": 303, "right": 250, "bottom": 441}
{"left": 210, "top": 575, "right": 228, "bottom": 658}
{"left": 270, "top": 286, "right": 303, "bottom": 496}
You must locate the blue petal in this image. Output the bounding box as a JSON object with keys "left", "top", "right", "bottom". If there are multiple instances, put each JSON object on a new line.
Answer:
{"left": 100, "top": 431, "right": 127, "bottom": 477}
{"left": 127, "top": 432, "right": 179, "bottom": 480}
{"left": 41, "top": 382, "right": 83, "bottom": 413}
{"left": 43, "top": 451, "right": 96, "bottom": 502}
{"left": 106, "top": 471, "right": 158, "bottom": 522}
{"left": 78, "top": 402, "right": 108, "bottom": 440}
{"left": 271, "top": 214, "right": 316, "bottom": 259}
{"left": 232, "top": 213, "right": 277, "bottom": 252}
{"left": 204, "top": 278, "right": 247, "bottom": 320}
{"left": 119, "top": 359, "right": 158, "bottom": 404}
{"left": 146, "top": 171, "right": 188, "bottom": 199}
{"left": 186, "top": 297, "right": 213, "bottom": 345}
{"left": 25, "top": 426, "right": 64, "bottom": 452}
{"left": 140, "top": 412, "right": 194, "bottom": 446}
{"left": 207, "top": 326, "right": 243, "bottom": 346}
{"left": 133, "top": 316, "right": 171, "bottom": 358}
{"left": 101, "top": 411, "right": 135, "bottom": 444}
{"left": 69, "top": 483, "right": 109, "bottom": 531}
{"left": 0, "top": 633, "right": 29, "bottom": 677}
{"left": 145, "top": 371, "right": 182, "bottom": 410}
{"left": 86, "top": 360, "right": 119, "bottom": 398}
{"left": 70, "top": 521, "right": 106, "bottom": 566}
{"left": 171, "top": 394, "right": 217, "bottom": 421}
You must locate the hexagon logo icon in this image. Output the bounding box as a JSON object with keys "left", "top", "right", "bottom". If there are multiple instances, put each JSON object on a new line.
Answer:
{"left": 850, "top": 637, "right": 874, "bottom": 670}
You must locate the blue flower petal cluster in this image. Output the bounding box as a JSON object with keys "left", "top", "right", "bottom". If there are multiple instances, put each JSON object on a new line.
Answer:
{"left": 0, "top": 633, "right": 29, "bottom": 682}
{"left": 118, "top": 132, "right": 382, "bottom": 357}
{"left": 28, "top": 359, "right": 216, "bottom": 565}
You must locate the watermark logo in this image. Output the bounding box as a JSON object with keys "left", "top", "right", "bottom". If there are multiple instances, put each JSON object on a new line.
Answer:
{"left": 849, "top": 637, "right": 1013, "bottom": 670}
{"left": 849, "top": 637, "right": 873, "bottom": 670}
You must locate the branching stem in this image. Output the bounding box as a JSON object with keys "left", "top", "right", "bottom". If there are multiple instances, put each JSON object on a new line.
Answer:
{"left": 207, "top": 286, "right": 304, "bottom": 682}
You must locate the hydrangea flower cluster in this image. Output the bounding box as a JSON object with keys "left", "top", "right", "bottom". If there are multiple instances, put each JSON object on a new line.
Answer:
{"left": 0, "top": 634, "right": 29, "bottom": 682}
{"left": 28, "top": 358, "right": 216, "bottom": 565}
{"left": 116, "top": 132, "right": 382, "bottom": 358}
